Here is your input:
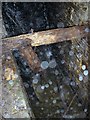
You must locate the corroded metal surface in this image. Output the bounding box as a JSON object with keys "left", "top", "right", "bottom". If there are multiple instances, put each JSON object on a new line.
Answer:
{"left": 2, "top": 25, "right": 89, "bottom": 119}
{"left": 11, "top": 36, "right": 89, "bottom": 118}
{"left": 2, "top": 25, "right": 89, "bottom": 118}
{"left": 19, "top": 42, "right": 42, "bottom": 72}
{"left": 2, "top": 2, "right": 89, "bottom": 119}
{"left": 2, "top": 25, "right": 89, "bottom": 51}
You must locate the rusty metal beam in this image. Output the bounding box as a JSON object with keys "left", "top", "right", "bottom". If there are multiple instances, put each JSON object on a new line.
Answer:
{"left": 2, "top": 25, "right": 89, "bottom": 54}
{"left": 18, "top": 43, "right": 42, "bottom": 72}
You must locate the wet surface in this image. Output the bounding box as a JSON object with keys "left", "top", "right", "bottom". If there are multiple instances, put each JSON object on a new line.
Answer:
{"left": 12, "top": 38, "right": 88, "bottom": 118}
{"left": 2, "top": 2, "right": 89, "bottom": 119}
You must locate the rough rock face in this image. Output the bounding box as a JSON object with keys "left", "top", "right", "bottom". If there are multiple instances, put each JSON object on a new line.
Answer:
{"left": 2, "top": 2, "right": 89, "bottom": 118}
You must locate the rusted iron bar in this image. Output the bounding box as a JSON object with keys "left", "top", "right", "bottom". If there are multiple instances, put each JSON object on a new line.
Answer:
{"left": 18, "top": 42, "right": 42, "bottom": 72}
{"left": 2, "top": 25, "right": 89, "bottom": 72}
{"left": 2, "top": 25, "right": 89, "bottom": 53}
{"left": 30, "top": 25, "right": 89, "bottom": 46}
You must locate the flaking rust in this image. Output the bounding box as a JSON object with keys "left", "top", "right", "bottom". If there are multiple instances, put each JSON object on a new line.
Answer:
{"left": 2, "top": 25, "right": 89, "bottom": 54}
{"left": 2, "top": 24, "right": 89, "bottom": 118}
{"left": 18, "top": 41, "right": 42, "bottom": 72}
